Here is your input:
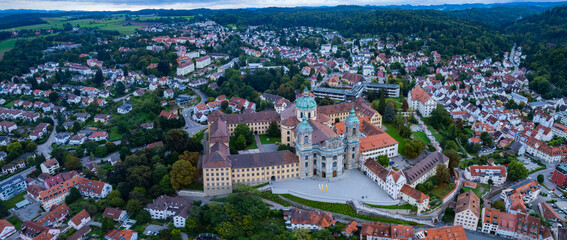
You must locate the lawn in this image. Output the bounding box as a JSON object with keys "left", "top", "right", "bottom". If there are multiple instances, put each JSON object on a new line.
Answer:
{"left": 14, "top": 16, "right": 143, "bottom": 35}
{"left": 427, "top": 183, "right": 456, "bottom": 199}
{"left": 7, "top": 216, "right": 22, "bottom": 229}
{"left": 280, "top": 194, "right": 417, "bottom": 225}
{"left": 193, "top": 128, "right": 208, "bottom": 142}
{"left": 2, "top": 191, "right": 26, "bottom": 209}
{"left": 3, "top": 100, "right": 15, "bottom": 108}
{"left": 365, "top": 203, "right": 417, "bottom": 212}
{"left": 109, "top": 126, "right": 123, "bottom": 141}
{"left": 462, "top": 183, "right": 490, "bottom": 198}
{"left": 0, "top": 38, "right": 17, "bottom": 52}
{"left": 259, "top": 134, "right": 281, "bottom": 144}
{"left": 412, "top": 131, "right": 431, "bottom": 144}
{"left": 259, "top": 192, "right": 291, "bottom": 207}
{"left": 246, "top": 140, "right": 258, "bottom": 150}
{"left": 384, "top": 123, "right": 406, "bottom": 156}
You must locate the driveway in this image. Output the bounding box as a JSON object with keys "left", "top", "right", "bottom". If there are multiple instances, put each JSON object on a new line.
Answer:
{"left": 36, "top": 128, "right": 57, "bottom": 158}
{"left": 13, "top": 195, "right": 41, "bottom": 221}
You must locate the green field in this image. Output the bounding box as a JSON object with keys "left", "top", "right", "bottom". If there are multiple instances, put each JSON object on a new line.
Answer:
{"left": 427, "top": 183, "right": 456, "bottom": 199}
{"left": 462, "top": 183, "right": 490, "bottom": 198}
{"left": 280, "top": 194, "right": 417, "bottom": 225}
{"left": 0, "top": 38, "right": 17, "bottom": 52}
{"left": 13, "top": 16, "right": 143, "bottom": 35}
{"left": 2, "top": 192, "right": 26, "bottom": 209}
{"left": 365, "top": 203, "right": 417, "bottom": 212}
{"left": 259, "top": 134, "right": 281, "bottom": 144}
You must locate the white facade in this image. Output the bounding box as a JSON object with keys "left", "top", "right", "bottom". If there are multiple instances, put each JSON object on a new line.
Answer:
{"left": 454, "top": 209, "right": 479, "bottom": 231}
{"left": 360, "top": 144, "right": 398, "bottom": 159}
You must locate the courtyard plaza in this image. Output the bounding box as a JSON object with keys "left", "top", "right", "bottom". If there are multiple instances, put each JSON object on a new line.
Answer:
{"left": 270, "top": 169, "right": 399, "bottom": 205}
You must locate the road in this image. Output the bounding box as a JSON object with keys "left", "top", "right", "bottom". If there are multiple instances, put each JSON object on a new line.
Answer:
{"left": 181, "top": 87, "right": 207, "bottom": 137}
{"left": 36, "top": 117, "right": 59, "bottom": 158}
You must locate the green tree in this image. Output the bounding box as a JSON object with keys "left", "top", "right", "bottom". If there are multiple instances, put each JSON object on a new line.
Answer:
{"left": 232, "top": 134, "right": 247, "bottom": 151}
{"left": 157, "top": 60, "right": 170, "bottom": 77}
{"left": 507, "top": 160, "right": 528, "bottom": 181}
{"left": 101, "top": 217, "right": 114, "bottom": 231}
{"left": 49, "top": 91, "right": 59, "bottom": 102}
{"left": 0, "top": 202, "right": 10, "bottom": 218}
{"left": 159, "top": 174, "right": 175, "bottom": 195}
{"left": 401, "top": 98, "right": 409, "bottom": 111}
{"left": 25, "top": 142, "right": 37, "bottom": 152}
{"left": 165, "top": 129, "right": 189, "bottom": 153}
{"left": 64, "top": 155, "right": 82, "bottom": 171}
{"left": 491, "top": 201, "right": 506, "bottom": 211}
{"left": 95, "top": 146, "right": 108, "bottom": 157}
{"left": 234, "top": 123, "right": 254, "bottom": 145}
{"left": 7, "top": 142, "right": 22, "bottom": 153}
{"left": 429, "top": 105, "right": 451, "bottom": 129}
{"left": 115, "top": 81, "right": 126, "bottom": 95}
{"left": 152, "top": 164, "right": 169, "bottom": 183}
{"left": 94, "top": 69, "right": 103, "bottom": 85}
{"left": 170, "top": 159, "right": 196, "bottom": 189}
{"left": 537, "top": 174, "right": 545, "bottom": 184}
{"left": 403, "top": 139, "right": 426, "bottom": 158}
{"left": 293, "top": 228, "right": 312, "bottom": 240}
{"left": 126, "top": 199, "right": 143, "bottom": 216}
{"left": 216, "top": 221, "right": 237, "bottom": 239}
{"left": 393, "top": 113, "right": 405, "bottom": 128}
{"left": 377, "top": 155, "right": 389, "bottom": 167}
{"left": 480, "top": 132, "right": 493, "bottom": 146}
{"left": 444, "top": 149, "right": 461, "bottom": 170}
{"left": 399, "top": 125, "right": 412, "bottom": 138}
{"left": 267, "top": 121, "right": 281, "bottom": 137}
{"left": 383, "top": 102, "right": 395, "bottom": 122}
{"left": 65, "top": 187, "right": 82, "bottom": 204}
{"left": 136, "top": 210, "right": 151, "bottom": 225}
{"left": 312, "top": 229, "right": 334, "bottom": 240}
{"left": 442, "top": 207, "right": 455, "bottom": 222}
{"left": 378, "top": 90, "right": 386, "bottom": 115}
{"left": 435, "top": 164, "right": 451, "bottom": 184}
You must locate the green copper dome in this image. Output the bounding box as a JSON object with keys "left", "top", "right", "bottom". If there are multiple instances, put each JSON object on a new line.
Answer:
{"left": 297, "top": 116, "right": 312, "bottom": 132}
{"left": 345, "top": 108, "right": 359, "bottom": 125}
{"left": 295, "top": 87, "right": 317, "bottom": 110}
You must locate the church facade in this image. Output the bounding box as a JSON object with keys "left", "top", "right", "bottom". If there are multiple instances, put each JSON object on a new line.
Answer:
{"left": 203, "top": 88, "right": 386, "bottom": 195}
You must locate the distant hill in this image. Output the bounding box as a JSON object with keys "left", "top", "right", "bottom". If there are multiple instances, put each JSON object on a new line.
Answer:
{"left": 0, "top": 14, "right": 47, "bottom": 30}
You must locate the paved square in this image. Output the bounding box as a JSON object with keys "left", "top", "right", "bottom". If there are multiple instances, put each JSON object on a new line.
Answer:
{"left": 271, "top": 169, "right": 399, "bottom": 205}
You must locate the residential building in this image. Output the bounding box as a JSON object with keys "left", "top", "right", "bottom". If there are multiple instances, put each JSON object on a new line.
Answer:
{"left": 414, "top": 225, "right": 466, "bottom": 240}
{"left": 283, "top": 208, "right": 335, "bottom": 230}
{"left": 105, "top": 229, "right": 137, "bottom": 240}
{"left": 144, "top": 195, "right": 193, "bottom": 228}
{"left": 0, "top": 220, "right": 16, "bottom": 240}
{"left": 1, "top": 159, "right": 26, "bottom": 175}
{"left": 40, "top": 159, "right": 60, "bottom": 175}
{"left": 361, "top": 160, "right": 406, "bottom": 200}
{"left": 364, "top": 83, "right": 401, "bottom": 98}
{"left": 359, "top": 222, "right": 413, "bottom": 240}
{"left": 552, "top": 161, "right": 567, "bottom": 187}
{"left": 176, "top": 61, "right": 194, "bottom": 75}
{"left": 117, "top": 103, "right": 132, "bottom": 114}
{"left": 501, "top": 179, "right": 540, "bottom": 215}
{"left": 89, "top": 131, "right": 108, "bottom": 141}
{"left": 408, "top": 85, "right": 436, "bottom": 117}
{"left": 399, "top": 184, "right": 429, "bottom": 213}
{"left": 464, "top": 165, "right": 507, "bottom": 185}
{"left": 403, "top": 152, "right": 449, "bottom": 188}
{"left": 103, "top": 207, "right": 128, "bottom": 222}
{"left": 69, "top": 209, "right": 91, "bottom": 230}
{"left": 0, "top": 175, "right": 27, "bottom": 201}
{"left": 359, "top": 133, "right": 399, "bottom": 159}
{"left": 19, "top": 221, "right": 60, "bottom": 240}
{"left": 27, "top": 176, "right": 112, "bottom": 210}
{"left": 341, "top": 221, "right": 358, "bottom": 238}
{"left": 454, "top": 190, "right": 480, "bottom": 231}
{"left": 36, "top": 203, "right": 69, "bottom": 227}
{"left": 481, "top": 207, "right": 501, "bottom": 235}
{"left": 538, "top": 202, "right": 563, "bottom": 222}
{"left": 196, "top": 56, "right": 211, "bottom": 69}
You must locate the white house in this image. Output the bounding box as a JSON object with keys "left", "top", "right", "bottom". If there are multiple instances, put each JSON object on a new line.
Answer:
{"left": 399, "top": 184, "right": 429, "bottom": 213}
{"left": 68, "top": 210, "right": 90, "bottom": 230}
{"left": 283, "top": 208, "right": 335, "bottom": 230}
{"left": 117, "top": 104, "right": 132, "bottom": 114}
{"left": 361, "top": 160, "right": 405, "bottom": 200}
{"left": 144, "top": 195, "right": 193, "bottom": 228}
{"left": 454, "top": 190, "right": 480, "bottom": 231}
{"left": 40, "top": 159, "right": 60, "bottom": 175}
{"left": 408, "top": 85, "right": 436, "bottom": 117}
{"left": 0, "top": 219, "right": 16, "bottom": 240}
{"left": 464, "top": 165, "right": 507, "bottom": 185}
{"left": 196, "top": 56, "right": 211, "bottom": 69}
{"left": 176, "top": 61, "right": 194, "bottom": 76}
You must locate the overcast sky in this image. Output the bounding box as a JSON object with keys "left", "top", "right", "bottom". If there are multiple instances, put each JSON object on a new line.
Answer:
{"left": 1, "top": 0, "right": 565, "bottom": 11}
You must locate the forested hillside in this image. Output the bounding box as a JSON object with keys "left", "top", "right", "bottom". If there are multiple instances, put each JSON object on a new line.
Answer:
{"left": 506, "top": 5, "right": 567, "bottom": 98}
{"left": 208, "top": 7, "right": 511, "bottom": 59}
{"left": 0, "top": 14, "right": 47, "bottom": 30}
